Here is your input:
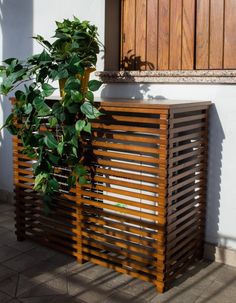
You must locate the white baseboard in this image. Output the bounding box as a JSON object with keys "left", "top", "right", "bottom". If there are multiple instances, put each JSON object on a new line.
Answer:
{"left": 204, "top": 242, "right": 236, "bottom": 267}
{"left": 0, "top": 189, "right": 14, "bottom": 204}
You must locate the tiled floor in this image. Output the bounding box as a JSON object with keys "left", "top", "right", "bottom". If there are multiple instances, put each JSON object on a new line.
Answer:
{"left": 0, "top": 202, "right": 236, "bottom": 303}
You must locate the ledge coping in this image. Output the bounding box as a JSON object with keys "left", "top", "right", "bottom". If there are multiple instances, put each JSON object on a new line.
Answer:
{"left": 96, "top": 70, "right": 236, "bottom": 84}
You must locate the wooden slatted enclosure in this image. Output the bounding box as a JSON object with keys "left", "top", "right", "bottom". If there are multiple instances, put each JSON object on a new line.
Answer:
{"left": 14, "top": 99, "right": 211, "bottom": 292}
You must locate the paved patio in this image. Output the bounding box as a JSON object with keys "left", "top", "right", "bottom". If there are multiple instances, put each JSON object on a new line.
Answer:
{"left": 0, "top": 201, "right": 236, "bottom": 303}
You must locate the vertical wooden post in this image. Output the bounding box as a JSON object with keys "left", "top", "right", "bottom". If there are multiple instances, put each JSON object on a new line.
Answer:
{"left": 155, "top": 111, "right": 169, "bottom": 293}
{"left": 13, "top": 137, "right": 26, "bottom": 241}
{"left": 75, "top": 181, "right": 84, "bottom": 264}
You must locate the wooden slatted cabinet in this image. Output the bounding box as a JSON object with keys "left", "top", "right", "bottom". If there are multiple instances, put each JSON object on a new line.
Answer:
{"left": 14, "top": 99, "right": 211, "bottom": 292}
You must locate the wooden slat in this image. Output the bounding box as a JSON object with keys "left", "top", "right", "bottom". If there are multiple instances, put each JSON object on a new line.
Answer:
{"left": 121, "top": 0, "right": 136, "bottom": 70}
{"left": 158, "top": 0, "right": 170, "bottom": 69}
{"left": 169, "top": 0, "right": 182, "bottom": 70}
{"left": 182, "top": 0, "right": 195, "bottom": 69}
{"left": 81, "top": 190, "right": 164, "bottom": 214}
{"left": 135, "top": 0, "right": 147, "bottom": 70}
{"left": 224, "top": 0, "right": 236, "bottom": 68}
{"left": 209, "top": 0, "right": 224, "bottom": 69}
{"left": 147, "top": 0, "right": 158, "bottom": 70}
{"left": 196, "top": 0, "right": 210, "bottom": 69}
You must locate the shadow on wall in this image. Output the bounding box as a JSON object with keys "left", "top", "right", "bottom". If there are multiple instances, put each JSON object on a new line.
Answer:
{"left": 0, "top": 0, "right": 33, "bottom": 193}
{"left": 206, "top": 105, "right": 225, "bottom": 247}
{"left": 101, "top": 82, "right": 167, "bottom": 101}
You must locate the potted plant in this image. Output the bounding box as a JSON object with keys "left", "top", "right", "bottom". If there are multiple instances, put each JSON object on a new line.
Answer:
{"left": 0, "top": 17, "right": 103, "bottom": 210}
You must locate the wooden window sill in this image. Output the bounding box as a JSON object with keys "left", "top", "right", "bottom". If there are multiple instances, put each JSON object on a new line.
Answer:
{"left": 96, "top": 70, "right": 236, "bottom": 84}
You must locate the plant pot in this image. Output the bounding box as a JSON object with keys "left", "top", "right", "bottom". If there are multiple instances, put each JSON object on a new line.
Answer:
{"left": 59, "top": 67, "right": 96, "bottom": 97}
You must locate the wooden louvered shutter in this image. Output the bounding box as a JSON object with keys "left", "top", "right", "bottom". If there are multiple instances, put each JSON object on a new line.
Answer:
{"left": 196, "top": 0, "right": 236, "bottom": 69}
{"left": 121, "top": 0, "right": 236, "bottom": 71}
{"left": 121, "top": 0, "right": 195, "bottom": 70}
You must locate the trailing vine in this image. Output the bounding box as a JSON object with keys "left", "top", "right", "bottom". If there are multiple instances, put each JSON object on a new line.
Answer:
{"left": 0, "top": 17, "right": 103, "bottom": 210}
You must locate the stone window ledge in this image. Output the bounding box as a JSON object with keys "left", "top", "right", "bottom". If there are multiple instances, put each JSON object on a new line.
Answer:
{"left": 96, "top": 70, "right": 236, "bottom": 84}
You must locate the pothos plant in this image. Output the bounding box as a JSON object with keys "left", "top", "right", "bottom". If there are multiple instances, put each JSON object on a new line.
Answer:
{"left": 0, "top": 17, "right": 103, "bottom": 210}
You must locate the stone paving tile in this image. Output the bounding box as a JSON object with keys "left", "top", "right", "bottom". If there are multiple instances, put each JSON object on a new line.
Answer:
{"left": 0, "top": 231, "right": 39, "bottom": 252}
{"left": 214, "top": 264, "right": 236, "bottom": 285}
{"left": 0, "top": 226, "right": 11, "bottom": 235}
{"left": 103, "top": 291, "right": 148, "bottom": 303}
{"left": 47, "top": 252, "right": 77, "bottom": 270}
{"left": 68, "top": 274, "right": 114, "bottom": 303}
{"left": 98, "top": 271, "right": 133, "bottom": 290}
{"left": 19, "top": 295, "right": 85, "bottom": 303}
{"left": 117, "top": 278, "right": 157, "bottom": 302}
{"left": 0, "top": 264, "right": 17, "bottom": 282}
{"left": 19, "top": 272, "right": 68, "bottom": 299}
{"left": 16, "top": 275, "right": 41, "bottom": 297}
{"left": 71, "top": 262, "right": 114, "bottom": 280}
{"left": 200, "top": 280, "right": 236, "bottom": 299}
{"left": 0, "top": 245, "right": 22, "bottom": 263}
{"left": 22, "top": 259, "right": 67, "bottom": 284}
{"left": 0, "top": 273, "right": 18, "bottom": 297}
{"left": 26, "top": 246, "right": 57, "bottom": 262}
{"left": 149, "top": 287, "right": 201, "bottom": 303}
{"left": 0, "top": 219, "right": 15, "bottom": 231}
{"left": 0, "top": 203, "right": 14, "bottom": 213}
{"left": 0, "top": 215, "right": 12, "bottom": 224}
{"left": 195, "top": 293, "right": 236, "bottom": 303}
{"left": 0, "top": 290, "right": 13, "bottom": 303}
{"left": 4, "top": 253, "right": 40, "bottom": 272}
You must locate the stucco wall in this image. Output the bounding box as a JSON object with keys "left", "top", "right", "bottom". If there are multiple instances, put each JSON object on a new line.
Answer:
{"left": 0, "top": 0, "right": 236, "bottom": 250}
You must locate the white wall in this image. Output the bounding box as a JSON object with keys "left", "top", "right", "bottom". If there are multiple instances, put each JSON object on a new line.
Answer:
{"left": 1, "top": 0, "right": 236, "bottom": 250}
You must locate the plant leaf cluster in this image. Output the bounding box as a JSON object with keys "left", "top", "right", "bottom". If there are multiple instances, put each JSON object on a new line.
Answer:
{"left": 0, "top": 17, "right": 103, "bottom": 207}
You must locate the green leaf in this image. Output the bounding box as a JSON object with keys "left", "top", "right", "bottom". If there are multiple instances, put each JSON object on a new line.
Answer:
{"left": 23, "top": 103, "right": 33, "bottom": 115}
{"left": 3, "top": 58, "right": 18, "bottom": 65}
{"left": 38, "top": 50, "right": 52, "bottom": 64}
{"left": 79, "top": 176, "right": 87, "bottom": 185}
{"left": 44, "top": 132, "right": 58, "bottom": 149}
{"left": 71, "top": 90, "right": 83, "bottom": 102}
{"left": 67, "top": 103, "right": 80, "bottom": 114}
{"left": 75, "top": 120, "right": 86, "bottom": 133}
{"left": 34, "top": 172, "right": 49, "bottom": 191}
{"left": 48, "top": 177, "right": 59, "bottom": 191}
{"left": 57, "top": 142, "right": 64, "bottom": 156}
{"left": 42, "top": 83, "right": 56, "bottom": 97}
{"left": 67, "top": 175, "right": 76, "bottom": 187}
{"left": 49, "top": 117, "right": 58, "bottom": 128}
{"left": 15, "top": 90, "right": 26, "bottom": 101}
{"left": 33, "top": 96, "right": 51, "bottom": 116}
{"left": 80, "top": 102, "right": 101, "bottom": 120}
{"left": 86, "top": 91, "right": 94, "bottom": 102}
{"left": 83, "top": 122, "right": 92, "bottom": 134}
{"left": 64, "top": 78, "right": 80, "bottom": 93}
{"left": 48, "top": 153, "right": 60, "bottom": 164}
{"left": 72, "top": 146, "right": 77, "bottom": 157}
{"left": 74, "top": 164, "right": 87, "bottom": 177}
{"left": 88, "top": 80, "right": 102, "bottom": 91}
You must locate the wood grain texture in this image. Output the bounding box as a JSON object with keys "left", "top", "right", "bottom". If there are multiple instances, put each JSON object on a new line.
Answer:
{"left": 158, "top": 0, "right": 170, "bottom": 70}
{"left": 182, "top": 0, "right": 195, "bottom": 69}
{"left": 209, "top": 0, "right": 224, "bottom": 69}
{"left": 147, "top": 0, "right": 158, "bottom": 70}
{"left": 121, "top": 0, "right": 136, "bottom": 70}
{"left": 169, "top": 0, "right": 182, "bottom": 70}
{"left": 196, "top": 0, "right": 210, "bottom": 69}
{"left": 224, "top": 0, "right": 236, "bottom": 68}
{"left": 135, "top": 0, "right": 147, "bottom": 70}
